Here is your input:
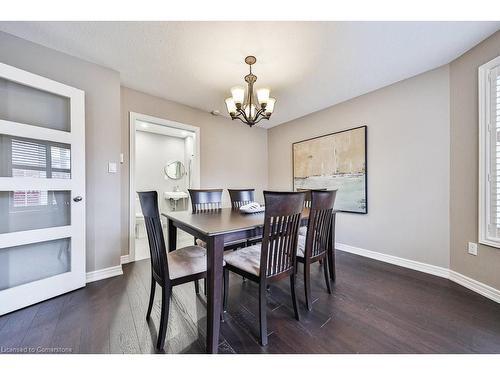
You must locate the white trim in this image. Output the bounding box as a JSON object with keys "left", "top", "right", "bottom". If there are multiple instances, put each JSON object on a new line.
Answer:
{"left": 336, "top": 242, "right": 500, "bottom": 304}
{"left": 128, "top": 112, "right": 201, "bottom": 263}
{"left": 0, "top": 119, "right": 73, "bottom": 144}
{"left": 336, "top": 243, "right": 449, "bottom": 278}
{"left": 86, "top": 265, "right": 123, "bottom": 283}
{"left": 449, "top": 271, "right": 500, "bottom": 304}
{"left": 0, "top": 226, "right": 72, "bottom": 249}
{"left": 478, "top": 55, "right": 500, "bottom": 248}
{"left": 120, "top": 254, "right": 133, "bottom": 265}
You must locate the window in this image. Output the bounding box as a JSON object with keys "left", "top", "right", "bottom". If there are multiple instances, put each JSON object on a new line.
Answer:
{"left": 0, "top": 135, "right": 71, "bottom": 210}
{"left": 479, "top": 55, "right": 500, "bottom": 247}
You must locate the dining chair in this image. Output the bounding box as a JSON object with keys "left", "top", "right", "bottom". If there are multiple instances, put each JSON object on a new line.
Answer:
{"left": 296, "top": 190, "right": 337, "bottom": 311}
{"left": 188, "top": 188, "right": 223, "bottom": 212}
{"left": 223, "top": 191, "right": 305, "bottom": 346}
{"left": 138, "top": 191, "right": 208, "bottom": 351}
{"left": 296, "top": 188, "right": 327, "bottom": 235}
{"left": 228, "top": 188, "right": 262, "bottom": 246}
{"left": 228, "top": 188, "right": 255, "bottom": 208}
{"left": 188, "top": 188, "right": 246, "bottom": 294}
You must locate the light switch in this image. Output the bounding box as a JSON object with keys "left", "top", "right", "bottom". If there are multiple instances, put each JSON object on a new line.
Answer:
{"left": 108, "top": 162, "right": 117, "bottom": 173}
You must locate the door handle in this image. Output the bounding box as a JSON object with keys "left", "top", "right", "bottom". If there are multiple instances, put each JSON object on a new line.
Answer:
{"left": 73, "top": 196, "right": 83, "bottom": 202}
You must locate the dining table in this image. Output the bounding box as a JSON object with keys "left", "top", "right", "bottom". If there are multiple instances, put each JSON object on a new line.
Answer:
{"left": 161, "top": 207, "right": 336, "bottom": 354}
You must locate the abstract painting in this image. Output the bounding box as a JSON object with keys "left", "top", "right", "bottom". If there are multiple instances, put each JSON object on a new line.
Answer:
{"left": 293, "top": 126, "right": 367, "bottom": 214}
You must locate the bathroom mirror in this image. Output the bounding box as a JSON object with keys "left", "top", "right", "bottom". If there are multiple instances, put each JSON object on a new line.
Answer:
{"left": 164, "top": 161, "right": 185, "bottom": 180}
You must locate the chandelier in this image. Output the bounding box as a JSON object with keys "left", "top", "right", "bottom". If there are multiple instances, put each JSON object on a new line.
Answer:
{"left": 224, "top": 56, "right": 276, "bottom": 127}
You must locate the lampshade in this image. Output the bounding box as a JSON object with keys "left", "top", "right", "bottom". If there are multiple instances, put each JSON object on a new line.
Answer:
{"left": 225, "top": 98, "right": 237, "bottom": 114}
{"left": 257, "top": 88, "right": 270, "bottom": 105}
{"left": 265, "top": 98, "right": 276, "bottom": 114}
{"left": 231, "top": 86, "right": 245, "bottom": 104}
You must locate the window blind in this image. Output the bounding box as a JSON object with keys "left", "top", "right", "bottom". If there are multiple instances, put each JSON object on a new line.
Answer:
{"left": 486, "top": 66, "right": 500, "bottom": 241}
{"left": 8, "top": 137, "right": 71, "bottom": 209}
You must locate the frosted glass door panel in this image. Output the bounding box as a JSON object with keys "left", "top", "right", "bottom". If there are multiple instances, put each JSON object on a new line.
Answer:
{"left": 0, "top": 238, "right": 71, "bottom": 291}
{"left": 0, "top": 190, "right": 71, "bottom": 234}
{"left": 0, "top": 134, "right": 71, "bottom": 178}
{"left": 0, "top": 77, "right": 70, "bottom": 131}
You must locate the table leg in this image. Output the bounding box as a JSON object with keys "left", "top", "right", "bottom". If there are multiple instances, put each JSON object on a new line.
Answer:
{"left": 167, "top": 218, "right": 177, "bottom": 252}
{"left": 205, "top": 235, "right": 224, "bottom": 354}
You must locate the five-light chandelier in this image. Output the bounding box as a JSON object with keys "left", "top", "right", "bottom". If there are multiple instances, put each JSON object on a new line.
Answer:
{"left": 224, "top": 56, "right": 276, "bottom": 127}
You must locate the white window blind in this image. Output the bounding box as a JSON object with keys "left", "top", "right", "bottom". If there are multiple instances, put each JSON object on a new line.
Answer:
{"left": 7, "top": 137, "right": 71, "bottom": 209}
{"left": 479, "top": 56, "right": 500, "bottom": 247}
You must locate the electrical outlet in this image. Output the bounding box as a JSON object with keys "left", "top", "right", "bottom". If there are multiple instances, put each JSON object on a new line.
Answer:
{"left": 468, "top": 242, "right": 478, "bottom": 256}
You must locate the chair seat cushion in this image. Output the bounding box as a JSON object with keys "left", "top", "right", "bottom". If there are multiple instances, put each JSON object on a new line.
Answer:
{"left": 168, "top": 245, "right": 208, "bottom": 280}
{"left": 224, "top": 244, "right": 261, "bottom": 276}
{"left": 297, "top": 235, "right": 306, "bottom": 258}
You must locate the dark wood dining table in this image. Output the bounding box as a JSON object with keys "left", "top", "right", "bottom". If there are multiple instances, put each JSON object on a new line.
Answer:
{"left": 162, "top": 207, "right": 336, "bottom": 354}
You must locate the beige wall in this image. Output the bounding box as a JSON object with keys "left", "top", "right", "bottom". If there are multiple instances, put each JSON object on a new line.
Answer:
{"left": 120, "top": 87, "right": 268, "bottom": 255}
{"left": 268, "top": 66, "right": 451, "bottom": 268}
{"left": 0, "top": 31, "right": 122, "bottom": 272}
{"left": 450, "top": 31, "right": 500, "bottom": 289}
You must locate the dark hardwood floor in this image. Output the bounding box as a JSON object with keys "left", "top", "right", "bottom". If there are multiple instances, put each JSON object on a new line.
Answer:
{"left": 1, "top": 250, "right": 500, "bottom": 354}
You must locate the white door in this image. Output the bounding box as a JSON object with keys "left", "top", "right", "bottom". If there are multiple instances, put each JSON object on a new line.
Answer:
{"left": 0, "top": 62, "right": 85, "bottom": 315}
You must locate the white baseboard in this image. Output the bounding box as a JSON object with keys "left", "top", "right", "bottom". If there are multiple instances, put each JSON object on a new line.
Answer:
{"left": 120, "top": 254, "right": 133, "bottom": 265}
{"left": 86, "top": 265, "right": 123, "bottom": 283}
{"left": 336, "top": 243, "right": 450, "bottom": 278}
{"left": 449, "top": 270, "right": 500, "bottom": 304}
{"left": 336, "top": 242, "right": 500, "bottom": 304}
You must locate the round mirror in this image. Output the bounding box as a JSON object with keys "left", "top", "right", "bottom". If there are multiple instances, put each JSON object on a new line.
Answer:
{"left": 164, "top": 161, "right": 185, "bottom": 180}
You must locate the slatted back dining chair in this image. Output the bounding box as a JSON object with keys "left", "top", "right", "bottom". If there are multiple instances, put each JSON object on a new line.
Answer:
{"left": 297, "top": 189, "right": 312, "bottom": 207}
{"left": 188, "top": 189, "right": 223, "bottom": 212}
{"left": 260, "top": 191, "right": 305, "bottom": 282}
{"left": 223, "top": 191, "right": 305, "bottom": 346}
{"left": 138, "top": 191, "right": 208, "bottom": 351}
{"left": 228, "top": 188, "right": 255, "bottom": 208}
{"left": 139, "top": 191, "right": 169, "bottom": 286}
{"left": 297, "top": 189, "right": 337, "bottom": 311}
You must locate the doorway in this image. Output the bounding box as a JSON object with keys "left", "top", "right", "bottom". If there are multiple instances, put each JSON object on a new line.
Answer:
{"left": 128, "top": 112, "right": 200, "bottom": 262}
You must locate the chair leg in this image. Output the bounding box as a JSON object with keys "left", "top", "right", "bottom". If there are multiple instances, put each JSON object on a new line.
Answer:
{"left": 194, "top": 280, "right": 200, "bottom": 294}
{"left": 223, "top": 268, "right": 229, "bottom": 312}
{"left": 157, "top": 286, "right": 171, "bottom": 351}
{"left": 304, "top": 262, "right": 312, "bottom": 311}
{"left": 290, "top": 274, "right": 300, "bottom": 321}
{"left": 323, "top": 257, "right": 332, "bottom": 294}
{"left": 146, "top": 275, "right": 156, "bottom": 321}
{"left": 258, "top": 282, "right": 268, "bottom": 346}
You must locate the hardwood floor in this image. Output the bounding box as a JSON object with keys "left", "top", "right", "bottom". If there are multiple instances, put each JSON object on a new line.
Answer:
{"left": 1, "top": 250, "right": 500, "bottom": 354}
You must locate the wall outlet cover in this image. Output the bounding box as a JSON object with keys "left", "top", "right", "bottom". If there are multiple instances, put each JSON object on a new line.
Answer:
{"left": 468, "top": 242, "right": 478, "bottom": 256}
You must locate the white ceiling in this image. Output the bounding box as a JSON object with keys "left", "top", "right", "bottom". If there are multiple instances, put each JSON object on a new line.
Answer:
{"left": 0, "top": 21, "right": 498, "bottom": 128}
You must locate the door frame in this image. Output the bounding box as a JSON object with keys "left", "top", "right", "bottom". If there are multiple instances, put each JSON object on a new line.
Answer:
{"left": 0, "top": 62, "right": 85, "bottom": 315}
{"left": 127, "top": 112, "right": 200, "bottom": 263}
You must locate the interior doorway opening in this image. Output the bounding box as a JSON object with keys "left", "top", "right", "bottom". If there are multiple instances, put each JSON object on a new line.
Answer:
{"left": 128, "top": 112, "right": 200, "bottom": 262}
